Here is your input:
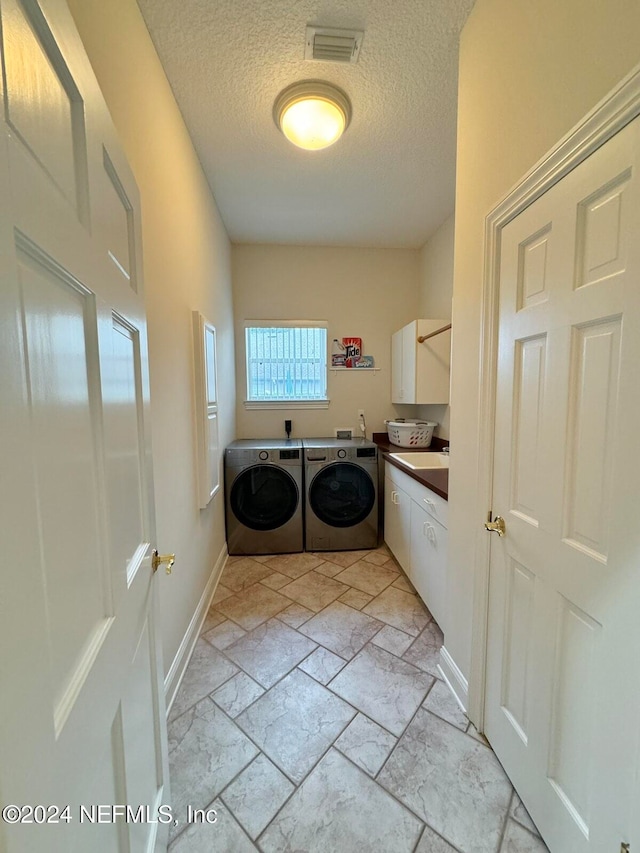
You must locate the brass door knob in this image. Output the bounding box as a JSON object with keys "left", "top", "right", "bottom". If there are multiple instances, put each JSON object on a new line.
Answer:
{"left": 484, "top": 516, "right": 506, "bottom": 537}
{"left": 152, "top": 550, "right": 175, "bottom": 574}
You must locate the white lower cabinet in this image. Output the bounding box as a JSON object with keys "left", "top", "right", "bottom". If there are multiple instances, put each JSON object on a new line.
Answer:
{"left": 384, "top": 474, "right": 411, "bottom": 571}
{"left": 410, "top": 500, "right": 447, "bottom": 627}
{"left": 384, "top": 462, "right": 448, "bottom": 629}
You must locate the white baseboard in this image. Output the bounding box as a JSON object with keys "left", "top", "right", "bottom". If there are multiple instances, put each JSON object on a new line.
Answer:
{"left": 164, "top": 544, "right": 228, "bottom": 716}
{"left": 438, "top": 645, "right": 469, "bottom": 714}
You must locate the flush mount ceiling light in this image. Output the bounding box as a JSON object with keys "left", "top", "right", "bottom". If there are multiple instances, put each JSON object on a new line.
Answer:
{"left": 273, "top": 80, "right": 352, "bottom": 151}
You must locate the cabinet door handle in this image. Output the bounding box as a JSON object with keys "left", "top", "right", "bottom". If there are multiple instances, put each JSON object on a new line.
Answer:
{"left": 423, "top": 523, "right": 437, "bottom": 546}
{"left": 423, "top": 498, "right": 436, "bottom": 512}
{"left": 391, "top": 491, "right": 399, "bottom": 505}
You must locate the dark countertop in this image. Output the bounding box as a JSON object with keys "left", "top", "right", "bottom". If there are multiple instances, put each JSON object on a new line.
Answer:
{"left": 373, "top": 432, "right": 449, "bottom": 501}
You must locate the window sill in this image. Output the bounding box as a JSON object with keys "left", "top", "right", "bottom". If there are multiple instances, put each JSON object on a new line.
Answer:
{"left": 244, "top": 399, "right": 330, "bottom": 410}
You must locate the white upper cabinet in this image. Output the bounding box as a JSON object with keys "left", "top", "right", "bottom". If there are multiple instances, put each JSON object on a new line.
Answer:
{"left": 391, "top": 320, "right": 451, "bottom": 404}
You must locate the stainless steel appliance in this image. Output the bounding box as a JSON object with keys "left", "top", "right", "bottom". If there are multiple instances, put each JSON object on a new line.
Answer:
{"left": 303, "top": 438, "right": 378, "bottom": 551}
{"left": 225, "top": 439, "right": 303, "bottom": 555}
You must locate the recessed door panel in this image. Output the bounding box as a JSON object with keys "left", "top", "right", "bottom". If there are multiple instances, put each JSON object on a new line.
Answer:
{"left": 517, "top": 225, "right": 551, "bottom": 310}
{"left": 500, "top": 560, "right": 534, "bottom": 743}
{"left": 576, "top": 171, "right": 630, "bottom": 289}
{"left": 18, "top": 242, "right": 108, "bottom": 729}
{"left": 548, "top": 599, "right": 601, "bottom": 838}
{"left": 511, "top": 336, "right": 546, "bottom": 526}
{"left": 563, "top": 318, "right": 621, "bottom": 562}
{"left": 103, "top": 315, "right": 147, "bottom": 585}
{"left": 121, "top": 618, "right": 163, "bottom": 853}
{"left": 1, "top": 0, "right": 87, "bottom": 213}
{"left": 102, "top": 148, "right": 136, "bottom": 287}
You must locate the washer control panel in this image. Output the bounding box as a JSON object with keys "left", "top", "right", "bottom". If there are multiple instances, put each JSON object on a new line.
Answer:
{"left": 225, "top": 442, "right": 302, "bottom": 468}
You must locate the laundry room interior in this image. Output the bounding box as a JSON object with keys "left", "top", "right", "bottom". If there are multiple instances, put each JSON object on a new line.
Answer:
{"left": 3, "top": 1, "right": 640, "bottom": 852}
{"left": 232, "top": 239, "right": 452, "bottom": 441}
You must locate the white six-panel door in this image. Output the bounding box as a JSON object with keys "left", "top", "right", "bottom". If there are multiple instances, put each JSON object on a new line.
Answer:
{"left": 0, "top": 1, "right": 170, "bottom": 851}
{"left": 485, "top": 116, "right": 640, "bottom": 851}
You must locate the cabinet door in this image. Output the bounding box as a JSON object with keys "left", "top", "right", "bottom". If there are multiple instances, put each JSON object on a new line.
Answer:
{"left": 402, "top": 322, "right": 417, "bottom": 404}
{"left": 391, "top": 328, "right": 404, "bottom": 403}
{"left": 384, "top": 476, "right": 411, "bottom": 571}
{"left": 410, "top": 500, "right": 448, "bottom": 628}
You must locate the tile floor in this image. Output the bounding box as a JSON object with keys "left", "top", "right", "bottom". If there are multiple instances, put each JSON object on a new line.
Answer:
{"left": 168, "top": 546, "right": 549, "bottom": 853}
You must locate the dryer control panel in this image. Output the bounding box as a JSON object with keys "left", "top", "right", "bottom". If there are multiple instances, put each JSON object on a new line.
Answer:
{"left": 304, "top": 444, "right": 377, "bottom": 464}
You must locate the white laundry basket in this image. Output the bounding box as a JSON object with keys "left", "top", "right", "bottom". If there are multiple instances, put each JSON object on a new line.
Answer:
{"left": 385, "top": 420, "right": 437, "bottom": 448}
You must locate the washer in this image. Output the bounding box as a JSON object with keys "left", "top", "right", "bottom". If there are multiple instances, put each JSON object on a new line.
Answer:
{"left": 304, "top": 438, "right": 379, "bottom": 551}
{"left": 225, "top": 439, "right": 303, "bottom": 555}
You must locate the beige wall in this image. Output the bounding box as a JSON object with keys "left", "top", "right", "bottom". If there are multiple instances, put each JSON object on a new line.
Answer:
{"left": 447, "top": 0, "right": 640, "bottom": 683}
{"left": 418, "top": 214, "right": 454, "bottom": 318}
{"left": 69, "top": 0, "right": 236, "bottom": 677}
{"left": 232, "top": 244, "right": 420, "bottom": 439}
{"left": 414, "top": 214, "right": 455, "bottom": 438}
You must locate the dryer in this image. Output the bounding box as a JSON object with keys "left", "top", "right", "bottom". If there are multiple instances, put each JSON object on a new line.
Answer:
{"left": 225, "top": 439, "right": 303, "bottom": 555}
{"left": 304, "top": 438, "right": 379, "bottom": 551}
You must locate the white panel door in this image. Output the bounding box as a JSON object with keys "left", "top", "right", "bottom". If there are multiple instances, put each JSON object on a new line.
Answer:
{"left": 485, "top": 117, "right": 640, "bottom": 852}
{"left": 0, "top": 2, "right": 170, "bottom": 852}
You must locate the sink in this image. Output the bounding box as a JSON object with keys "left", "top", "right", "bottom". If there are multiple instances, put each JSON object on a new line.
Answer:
{"left": 388, "top": 451, "right": 449, "bottom": 470}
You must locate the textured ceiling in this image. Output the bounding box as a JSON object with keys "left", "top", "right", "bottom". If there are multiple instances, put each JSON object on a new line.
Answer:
{"left": 136, "top": 0, "right": 475, "bottom": 248}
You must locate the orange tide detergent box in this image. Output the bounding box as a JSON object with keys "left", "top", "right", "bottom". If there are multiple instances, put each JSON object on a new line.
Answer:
{"left": 342, "top": 337, "right": 362, "bottom": 367}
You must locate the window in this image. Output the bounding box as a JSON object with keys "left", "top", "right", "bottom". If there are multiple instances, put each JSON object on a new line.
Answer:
{"left": 193, "top": 311, "right": 219, "bottom": 507}
{"left": 245, "top": 323, "right": 328, "bottom": 405}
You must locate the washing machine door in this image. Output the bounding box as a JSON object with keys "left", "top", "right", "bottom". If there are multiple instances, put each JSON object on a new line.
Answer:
{"left": 230, "top": 465, "right": 299, "bottom": 531}
{"left": 309, "top": 462, "right": 375, "bottom": 528}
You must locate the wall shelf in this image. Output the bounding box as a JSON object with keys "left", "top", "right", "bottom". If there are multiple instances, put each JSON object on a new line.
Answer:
{"left": 330, "top": 367, "right": 381, "bottom": 373}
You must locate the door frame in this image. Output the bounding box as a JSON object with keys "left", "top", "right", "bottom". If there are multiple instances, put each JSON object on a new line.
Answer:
{"left": 468, "top": 62, "right": 640, "bottom": 730}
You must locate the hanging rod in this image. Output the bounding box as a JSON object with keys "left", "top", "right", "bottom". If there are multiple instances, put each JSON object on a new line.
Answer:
{"left": 417, "top": 322, "right": 451, "bottom": 344}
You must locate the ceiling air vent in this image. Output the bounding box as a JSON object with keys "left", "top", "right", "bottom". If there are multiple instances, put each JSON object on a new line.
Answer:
{"left": 304, "top": 26, "right": 364, "bottom": 64}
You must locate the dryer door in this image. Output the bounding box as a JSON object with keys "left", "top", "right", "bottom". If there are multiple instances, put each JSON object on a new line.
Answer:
{"left": 309, "top": 462, "right": 375, "bottom": 528}
{"left": 230, "top": 465, "right": 299, "bottom": 530}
